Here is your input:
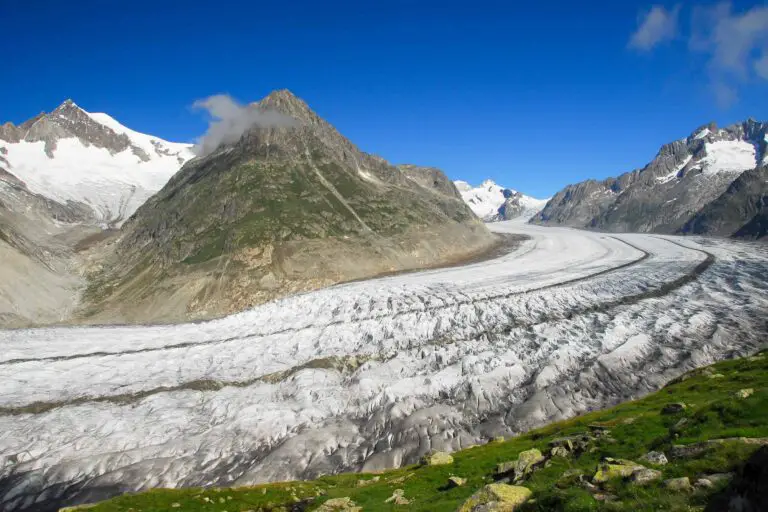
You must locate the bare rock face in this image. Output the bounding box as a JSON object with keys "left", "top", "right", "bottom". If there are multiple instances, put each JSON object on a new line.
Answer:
{"left": 498, "top": 190, "right": 528, "bottom": 220}
{"left": 682, "top": 165, "right": 768, "bottom": 240}
{"left": 531, "top": 119, "right": 768, "bottom": 238}
{"left": 398, "top": 164, "right": 463, "bottom": 199}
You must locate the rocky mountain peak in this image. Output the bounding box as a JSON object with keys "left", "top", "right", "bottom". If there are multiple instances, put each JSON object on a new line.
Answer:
{"left": 52, "top": 99, "right": 82, "bottom": 116}
{"left": 6, "top": 99, "right": 151, "bottom": 160}
{"left": 256, "top": 89, "right": 317, "bottom": 125}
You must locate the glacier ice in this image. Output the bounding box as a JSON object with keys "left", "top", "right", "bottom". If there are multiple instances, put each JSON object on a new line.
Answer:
{"left": 1, "top": 221, "right": 766, "bottom": 511}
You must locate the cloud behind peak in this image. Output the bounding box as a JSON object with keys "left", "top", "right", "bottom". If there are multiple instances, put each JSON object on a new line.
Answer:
{"left": 192, "top": 94, "right": 297, "bottom": 157}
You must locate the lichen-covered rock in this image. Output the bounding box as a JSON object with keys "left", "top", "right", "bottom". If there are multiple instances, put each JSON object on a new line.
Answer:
{"left": 593, "top": 459, "right": 646, "bottom": 483}
{"left": 550, "top": 446, "right": 570, "bottom": 458}
{"left": 496, "top": 448, "right": 546, "bottom": 482}
{"left": 630, "top": 468, "right": 662, "bottom": 485}
{"left": 641, "top": 451, "right": 669, "bottom": 465}
{"left": 496, "top": 460, "right": 516, "bottom": 476}
{"left": 317, "top": 497, "right": 362, "bottom": 511}
{"left": 458, "top": 483, "right": 532, "bottom": 512}
{"left": 448, "top": 476, "right": 467, "bottom": 488}
{"left": 664, "top": 477, "right": 692, "bottom": 491}
{"left": 384, "top": 489, "right": 410, "bottom": 505}
{"left": 734, "top": 388, "right": 755, "bottom": 399}
{"left": 514, "top": 449, "right": 545, "bottom": 480}
{"left": 422, "top": 451, "right": 454, "bottom": 466}
{"left": 356, "top": 476, "right": 380, "bottom": 487}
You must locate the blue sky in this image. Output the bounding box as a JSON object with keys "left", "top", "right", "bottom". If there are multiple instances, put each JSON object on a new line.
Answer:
{"left": 2, "top": 0, "right": 767, "bottom": 197}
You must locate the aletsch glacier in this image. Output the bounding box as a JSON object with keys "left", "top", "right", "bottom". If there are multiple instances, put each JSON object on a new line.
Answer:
{"left": 2, "top": 220, "right": 767, "bottom": 511}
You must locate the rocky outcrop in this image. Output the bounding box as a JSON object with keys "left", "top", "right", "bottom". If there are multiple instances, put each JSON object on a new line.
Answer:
{"left": 398, "top": 164, "right": 463, "bottom": 199}
{"left": 532, "top": 119, "right": 768, "bottom": 237}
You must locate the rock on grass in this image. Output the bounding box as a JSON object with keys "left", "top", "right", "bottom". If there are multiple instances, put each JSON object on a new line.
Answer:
{"left": 422, "top": 451, "right": 454, "bottom": 466}
{"left": 458, "top": 483, "right": 532, "bottom": 512}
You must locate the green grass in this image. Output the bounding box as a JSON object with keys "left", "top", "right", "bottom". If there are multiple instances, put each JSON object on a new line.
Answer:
{"left": 78, "top": 351, "right": 768, "bottom": 511}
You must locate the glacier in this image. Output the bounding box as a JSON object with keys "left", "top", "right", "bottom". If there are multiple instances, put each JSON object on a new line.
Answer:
{"left": 1, "top": 221, "right": 767, "bottom": 511}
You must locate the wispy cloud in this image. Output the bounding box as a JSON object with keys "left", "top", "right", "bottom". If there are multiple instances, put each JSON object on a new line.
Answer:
{"left": 629, "top": 5, "right": 681, "bottom": 51}
{"left": 192, "top": 94, "right": 297, "bottom": 157}
{"left": 690, "top": 1, "right": 768, "bottom": 105}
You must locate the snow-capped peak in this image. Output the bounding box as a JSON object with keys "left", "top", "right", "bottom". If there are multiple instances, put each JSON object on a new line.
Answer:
{"left": 454, "top": 179, "right": 549, "bottom": 221}
{"left": 0, "top": 101, "right": 195, "bottom": 227}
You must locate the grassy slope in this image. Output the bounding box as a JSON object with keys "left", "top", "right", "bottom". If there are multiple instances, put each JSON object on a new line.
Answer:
{"left": 82, "top": 351, "right": 768, "bottom": 512}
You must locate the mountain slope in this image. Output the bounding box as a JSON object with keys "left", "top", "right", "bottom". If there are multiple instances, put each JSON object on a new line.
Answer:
{"left": 80, "top": 90, "right": 495, "bottom": 324}
{"left": 531, "top": 120, "right": 768, "bottom": 236}
{"left": 0, "top": 169, "right": 96, "bottom": 327}
{"left": 454, "top": 179, "right": 549, "bottom": 221}
{"left": 681, "top": 165, "right": 768, "bottom": 239}
{"left": 0, "top": 100, "right": 194, "bottom": 227}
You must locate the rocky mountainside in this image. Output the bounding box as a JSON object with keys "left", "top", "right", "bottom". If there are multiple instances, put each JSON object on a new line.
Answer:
{"left": 0, "top": 168, "right": 97, "bottom": 327}
{"left": 0, "top": 100, "right": 194, "bottom": 227}
{"left": 454, "top": 179, "right": 549, "bottom": 221}
{"left": 531, "top": 119, "right": 767, "bottom": 238}
{"left": 398, "top": 164, "right": 465, "bottom": 199}
{"left": 81, "top": 90, "right": 495, "bottom": 324}
{"left": 681, "top": 165, "right": 768, "bottom": 239}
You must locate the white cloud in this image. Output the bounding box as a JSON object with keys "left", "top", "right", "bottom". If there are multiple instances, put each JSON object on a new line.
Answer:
{"left": 629, "top": 5, "right": 681, "bottom": 50}
{"left": 691, "top": 2, "right": 768, "bottom": 105}
{"left": 192, "top": 94, "right": 297, "bottom": 157}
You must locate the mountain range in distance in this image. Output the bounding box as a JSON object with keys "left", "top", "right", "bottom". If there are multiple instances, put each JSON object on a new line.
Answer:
{"left": 532, "top": 119, "right": 767, "bottom": 240}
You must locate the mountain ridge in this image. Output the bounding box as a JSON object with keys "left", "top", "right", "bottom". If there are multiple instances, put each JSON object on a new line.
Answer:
{"left": 531, "top": 119, "right": 768, "bottom": 238}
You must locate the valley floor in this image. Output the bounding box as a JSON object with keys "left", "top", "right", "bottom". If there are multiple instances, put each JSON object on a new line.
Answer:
{"left": 1, "top": 221, "right": 767, "bottom": 511}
